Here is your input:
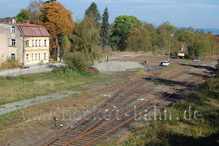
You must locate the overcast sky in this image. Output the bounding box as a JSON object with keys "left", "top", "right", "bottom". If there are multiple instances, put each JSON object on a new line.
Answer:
{"left": 0, "top": 0, "right": 218, "bottom": 29}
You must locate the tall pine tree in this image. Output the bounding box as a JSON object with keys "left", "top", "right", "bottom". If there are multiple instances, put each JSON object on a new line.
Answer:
{"left": 100, "top": 7, "right": 109, "bottom": 50}
{"left": 85, "top": 2, "right": 101, "bottom": 26}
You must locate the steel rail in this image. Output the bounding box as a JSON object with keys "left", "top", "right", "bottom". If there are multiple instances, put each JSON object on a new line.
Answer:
{"left": 64, "top": 83, "right": 155, "bottom": 144}
{"left": 46, "top": 76, "right": 147, "bottom": 145}
{"left": 63, "top": 73, "right": 204, "bottom": 145}
{"left": 85, "top": 74, "right": 205, "bottom": 145}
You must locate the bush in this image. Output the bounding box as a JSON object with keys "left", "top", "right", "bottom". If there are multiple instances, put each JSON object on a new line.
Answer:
{"left": 65, "top": 52, "right": 90, "bottom": 73}
{"left": 0, "top": 58, "right": 22, "bottom": 70}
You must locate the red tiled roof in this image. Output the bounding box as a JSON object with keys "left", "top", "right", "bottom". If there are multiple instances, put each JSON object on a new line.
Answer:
{"left": 16, "top": 24, "right": 50, "bottom": 37}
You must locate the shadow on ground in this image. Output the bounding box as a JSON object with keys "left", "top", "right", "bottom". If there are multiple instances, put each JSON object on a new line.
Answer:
{"left": 167, "top": 132, "right": 219, "bottom": 146}
{"left": 179, "top": 63, "right": 215, "bottom": 71}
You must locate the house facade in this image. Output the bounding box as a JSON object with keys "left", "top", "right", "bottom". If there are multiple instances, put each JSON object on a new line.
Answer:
{"left": 0, "top": 19, "right": 50, "bottom": 66}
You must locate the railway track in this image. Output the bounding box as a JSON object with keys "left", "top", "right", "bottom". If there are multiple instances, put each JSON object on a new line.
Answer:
{"left": 46, "top": 70, "right": 210, "bottom": 146}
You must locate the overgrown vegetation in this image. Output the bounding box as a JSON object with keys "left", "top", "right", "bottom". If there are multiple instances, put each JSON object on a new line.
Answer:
{"left": 100, "top": 68, "right": 219, "bottom": 145}
{"left": 0, "top": 58, "right": 22, "bottom": 70}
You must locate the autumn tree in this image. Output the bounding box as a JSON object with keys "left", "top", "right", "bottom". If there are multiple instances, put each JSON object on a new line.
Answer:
{"left": 111, "top": 15, "right": 141, "bottom": 50}
{"left": 85, "top": 2, "right": 101, "bottom": 27}
{"left": 37, "top": 1, "right": 74, "bottom": 61}
{"left": 126, "top": 27, "right": 152, "bottom": 52}
{"left": 100, "top": 7, "right": 109, "bottom": 50}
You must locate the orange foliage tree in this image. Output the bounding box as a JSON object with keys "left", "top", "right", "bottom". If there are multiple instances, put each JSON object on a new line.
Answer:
{"left": 37, "top": 1, "right": 74, "bottom": 61}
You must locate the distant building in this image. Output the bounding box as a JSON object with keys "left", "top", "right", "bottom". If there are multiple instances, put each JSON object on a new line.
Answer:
{"left": 0, "top": 18, "right": 50, "bottom": 66}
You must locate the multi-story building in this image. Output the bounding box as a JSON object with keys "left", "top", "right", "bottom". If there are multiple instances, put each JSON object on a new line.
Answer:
{"left": 0, "top": 19, "right": 50, "bottom": 66}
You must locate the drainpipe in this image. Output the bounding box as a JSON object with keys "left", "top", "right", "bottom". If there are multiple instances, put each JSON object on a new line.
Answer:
{"left": 17, "top": 25, "right": 25, "bottom": 67}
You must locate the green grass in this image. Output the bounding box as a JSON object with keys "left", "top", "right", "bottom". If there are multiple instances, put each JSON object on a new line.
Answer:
{"left": 0, "top": 110, "right": 20, "bottom": 120}
{"left": 0, "top": 67, "right": 112, "bottom": 105}
{"left": 30, "top": 101, "right": 37, "bottom": 104}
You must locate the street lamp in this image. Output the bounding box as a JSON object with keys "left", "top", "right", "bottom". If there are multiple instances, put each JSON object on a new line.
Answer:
{"left": 168, "top": 34, "right": 174, "bottom": 62}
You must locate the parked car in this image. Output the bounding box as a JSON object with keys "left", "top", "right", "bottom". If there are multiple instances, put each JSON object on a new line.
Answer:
{"left": 88, "top": 67, "right": 99, "bottom": 72}
{"left": 160, "top": 61, "right": 169, "bottom": 66}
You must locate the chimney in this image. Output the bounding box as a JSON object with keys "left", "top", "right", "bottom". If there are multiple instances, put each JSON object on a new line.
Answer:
{"left": 6, "top": 19, "right": 10, "bottom": 23}
{"left": 12, "top": 18, "right": 16, "bottom": 23}
{"left": 26, "top": 20, "right": 30, "bottom": 24}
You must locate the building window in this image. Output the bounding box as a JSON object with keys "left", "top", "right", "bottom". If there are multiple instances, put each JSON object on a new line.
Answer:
{"left": 39, "top": 40, "right": 41, "bottom": 47}
{"left": 35, "top": 40, "right": 38, "bottom": 47}
{"left": 11, "top": 26, "right": 15, "bottom": 33}
{"left": 44, "top": 40, "right": 47, "bottom": 46}
{"left": 27, "top": 39, "right": 30, "bottom": 47}
{"left": 11, "top": 53, "right": 15, "bottom": 60}
{"left": 32, "top": 53, "right": 34, "bottom": 61}
{"left": 32, "top": 39, "right": 35, "bottom": 47}
{"left": 38, "top": 53, "right": 41, "bottom": 60}
{"left": 35, "top": 53, "right": 37, "bottom": 60}
{"left": 10, "top": 39, "right": 16, "bottom": 46}
{"left": 26, "top": 54, "right": 29, "bottom": 61}
{"left": 44, "top": 53, "right": 47, "bottom": 60}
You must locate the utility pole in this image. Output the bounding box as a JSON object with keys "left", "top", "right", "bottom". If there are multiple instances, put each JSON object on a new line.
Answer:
{"left": 168, "top": 34, "right": 174, "bottom": 62}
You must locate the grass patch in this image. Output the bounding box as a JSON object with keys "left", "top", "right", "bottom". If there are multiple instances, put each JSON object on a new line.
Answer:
{"left": 46, "top": 97, "right": 53, "bottom": 99}
{"left": 0, "top": 106, "right": 5, "bottom": 108}
{"left": 0, "top": 67, "right": 111, "bottom": 105}
{"left": 60, "top": 93, "right": 68, "bottom": 95}
{"left": 15, "top": 105, "right": 23, "bottom": 108}
{"left": 0, "top": 110, "right": 20, "bottom": 120}
{"left": 30, "top": 101, "right": 37, "bottom": 104}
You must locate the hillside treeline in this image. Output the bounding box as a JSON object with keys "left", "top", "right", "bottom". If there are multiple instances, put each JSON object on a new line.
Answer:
{"left": 2, "top": 0, "right": 219, "bottom": 71}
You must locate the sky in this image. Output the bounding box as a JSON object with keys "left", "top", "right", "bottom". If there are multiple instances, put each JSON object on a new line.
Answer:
{"left": 0, "top": 0, "right": 219, "bottom": 29}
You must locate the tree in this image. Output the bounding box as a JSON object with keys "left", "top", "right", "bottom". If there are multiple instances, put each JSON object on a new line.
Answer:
{"left": 16, "top": 9, "right": 31, "bottom": 23}
{"left": 157, "top": 22, "right": 177, "bottom": 54}
{"left": 111, "top": 15, "right": 141, "bottom": 50}
{"left": 66, "top": 15, "right": 101, "bottom": 72}
{"left": 85, "top": 2, "right": 101, "bottom": 26}
{"left": 45, "top": 0, "right": 56, "bottom": 3}
{"left": 27, "top": 0, "right": 43, "bottom": 23}
{"left": 59, "top": 35, "right": 71, "bottom": 58}
{"left": 37, "top": 1, "right": 74, "bottom": 61}
{"left": 100, "top": 7, "right": 109, "bottom": 50}
{"left": 187, "top": 26, "right": 194, "bottom": 32}
{"left": 142, "top": 21, "right": 157, "bottom": 46}
{"left": 125, "top": 27, "right": 152, "bottom": 52}
{"left": 69, "top": 15, "right": 99, "bottom": 58}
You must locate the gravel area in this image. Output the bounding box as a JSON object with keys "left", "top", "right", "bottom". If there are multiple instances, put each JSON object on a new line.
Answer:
{"left": 94, "top": 61, "right": 145, "bottom": 72}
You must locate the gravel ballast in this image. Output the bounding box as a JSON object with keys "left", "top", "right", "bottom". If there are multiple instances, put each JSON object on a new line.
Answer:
{"left": 94, "top": 61, "right": 144, "bottom": 72}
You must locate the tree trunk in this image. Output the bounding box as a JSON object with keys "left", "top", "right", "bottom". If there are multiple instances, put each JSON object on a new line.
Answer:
{"left": 56, "top": 37, "right": 60, "bottom": 61}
